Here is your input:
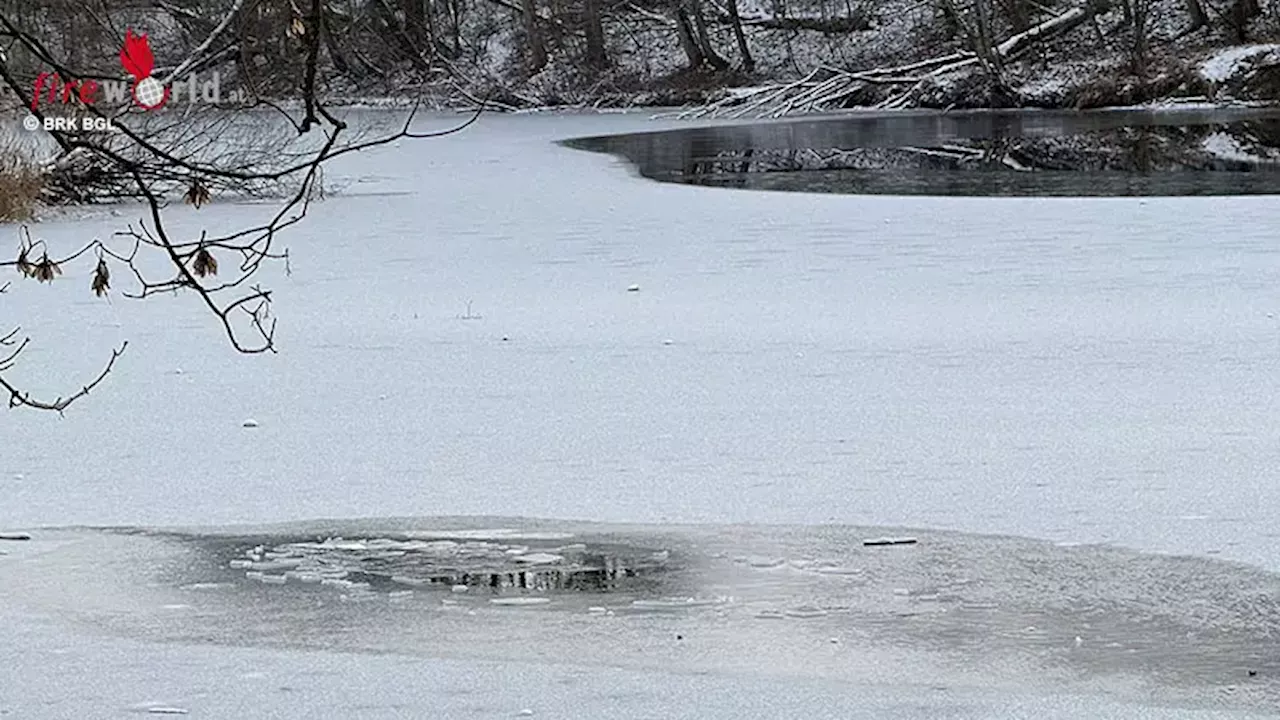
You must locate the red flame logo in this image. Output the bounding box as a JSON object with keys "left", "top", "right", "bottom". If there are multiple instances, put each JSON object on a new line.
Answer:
{"left": 119, "top": 29, "right": 155, "bottom": 80}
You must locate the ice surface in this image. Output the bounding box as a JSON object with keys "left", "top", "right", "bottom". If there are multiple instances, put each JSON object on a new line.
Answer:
{"left": 6, "top": 110, "right": 1280, "bottom": 715}
{"left": 1, "top": 112, "right": 1279, "bottom": 576}
{"left": 4, "top": 524, "right": 1280, "bottom": 717}
{"left": 5, "top": 111, "right": 1280, "bottom": 573}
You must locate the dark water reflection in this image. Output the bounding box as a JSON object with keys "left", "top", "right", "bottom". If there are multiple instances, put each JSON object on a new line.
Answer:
{"left": 566, "top": 107, "right": 1280, "bottom": 196}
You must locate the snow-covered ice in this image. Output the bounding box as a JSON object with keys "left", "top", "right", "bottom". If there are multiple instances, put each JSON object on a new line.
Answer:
{"left": 5, "top": 110, "right": 1280, "bottom": 716}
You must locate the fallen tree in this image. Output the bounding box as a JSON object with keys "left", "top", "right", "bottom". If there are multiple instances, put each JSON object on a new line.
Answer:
{"left": 663, "top": 1, "right": 1106, "bottom": 119}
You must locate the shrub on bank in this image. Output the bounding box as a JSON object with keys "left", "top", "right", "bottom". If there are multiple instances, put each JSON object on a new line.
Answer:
{"left": 0, "top": 150, "right": 44, "bottom": 222}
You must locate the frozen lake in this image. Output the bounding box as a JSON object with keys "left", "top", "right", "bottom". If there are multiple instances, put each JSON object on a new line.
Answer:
{"left": 3, "top": 110, "right": 1280, "bottom": 717}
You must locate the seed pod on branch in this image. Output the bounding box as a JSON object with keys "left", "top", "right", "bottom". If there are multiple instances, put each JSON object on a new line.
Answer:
{"left": 192, "top": 247, "right": 218, "bottom": 277}
{"left": 184, "top": 180, "right": 211, "bottom": 209}
{"left": 91, "top": 258, "right": 110, "bottom": 297}
{"left": 15, "top": 246, "right": 33, "bottom": 278}
{"left": 32, "top": 252, "right": 61, "bottom": 283}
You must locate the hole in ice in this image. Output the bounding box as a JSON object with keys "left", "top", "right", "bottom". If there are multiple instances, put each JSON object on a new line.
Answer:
{"left": 220, "top": 532, "right": 672, "bottom": 600}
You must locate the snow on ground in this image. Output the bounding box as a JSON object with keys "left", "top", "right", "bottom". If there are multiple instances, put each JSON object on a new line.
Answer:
{"left": 1200, "top": 44, "right": 1280, "bottom": 83}
{"left": 1203, "top": 131, "right": 1259, "bottom": 162}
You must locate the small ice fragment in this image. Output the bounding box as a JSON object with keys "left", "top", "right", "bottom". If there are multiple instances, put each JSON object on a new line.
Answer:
{"left": 785, "top": 605, "right": 828, "bottom": 619}
{"left": 490, "top": 597, "right": 551, "bottom": 606}
{"left": 451, "top": 584, "right": 469, "bottom": 593}
{"left": 389, "top": 590, "right": 414, "bottom": 600}
{"left": 587, "top": 606, "right": 608, "bottom": 614}
{"left": 513, "top": 552, "right": 562, "bottom": 565}
{"left": 631, "top": 598, "right": 722, "bottom": 610}
{"left": 162, "top": 604, "right": 190, "bottom": 610}
{"left": 748, "top": 556, "right": 785, "bottom": 568}
{"left": 816, "top": 566, "right": 863, "bottom": 576}
{"left": 863, "top": 536, "right": 917, "bottom": 546}
{"left": 242, "top": 418, "right": 259, "bottom": 428}
{"left": 227, "top": 558, "right": 252, "bottom": 570}
{"left": 259, "top": 574, "right": 287, "bottom": 585}
{"left": 1075, "top": 636, "right": 1084, "bottom": 647}
{"left": 627, "top": 284, "right": 640, "bottom": 292}
{"left": 892, "top": 588, "right": 910, "bottom": 596}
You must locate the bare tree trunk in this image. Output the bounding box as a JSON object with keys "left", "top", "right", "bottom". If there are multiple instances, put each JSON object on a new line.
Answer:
{"left": 1127, "top": 0, "right": 1149, "bottom": 97}
{"left": 726, "top": 0, "right": 755, "bottom": 72}
{"left": 583, "top": 0, "right": 608, "bottom": 70}
{"left": 448, "top": 0, "right": 464, "bottom": 58}
{"left": 403, "top": 0, "right": 426, "bottom": 45}
{"left": 689, "top": 0, "right": 729, "bottom": 70}
{"left": 1184, "top": 0, "right": 1208, "bottom": 28}
{"left": 321, "top": 8, "right": 353, "bottom": 76}
{"left": 997, "top": 0, "right": 1031, "bottom": 32}
{"left": 520, "top": 0, "right": 548, "bottom": 72}
{"left": 671, "top": 1, "right": 704, "bottom": 68}
{"left": 969, "top": 0, "right": 1004, "bottom": 80}
{"left": 934, "top": 0, "right": 961, "bottom": 38}
{"left": 374, "top": 0, "right": 430, "bottom": 70}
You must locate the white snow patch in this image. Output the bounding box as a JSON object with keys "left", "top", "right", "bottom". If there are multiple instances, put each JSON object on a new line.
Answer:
{"left": 1200, "top": 44, "right": 1280, "bottom": 83}
{"left": 490, "top": 597, "right": 552, "bottom": 606}
{"left": 512, "top": 552, "right": 563, "bottom": 565}
{"left": 1017, "top": 76, "right": 1068, "bottom": 98}
{"left": 1202, "top": 132, "right": 1257, "bottom": 162}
